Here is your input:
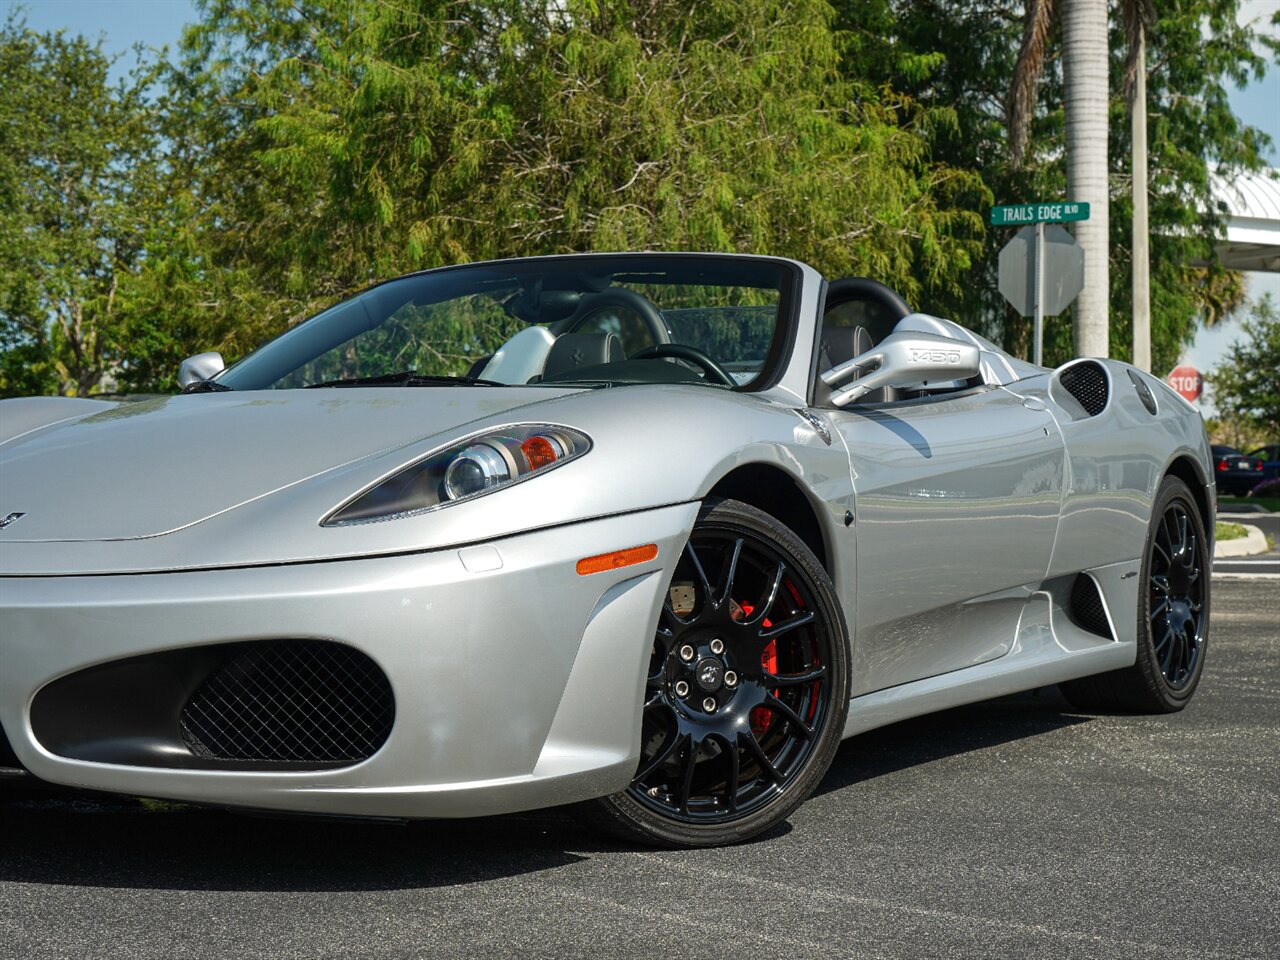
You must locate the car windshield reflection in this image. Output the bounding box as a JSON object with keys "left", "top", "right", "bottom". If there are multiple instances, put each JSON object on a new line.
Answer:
{"left": 216, "top": 255, "right": 796, "bottom": 392}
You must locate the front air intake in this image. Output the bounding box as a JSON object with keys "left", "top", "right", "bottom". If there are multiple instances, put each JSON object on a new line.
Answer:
{"left": 180, "top": 641, "right": 394, "bottom": 764}
{"left": 1058, "top": 361, "right": 1109, "bottom": 416}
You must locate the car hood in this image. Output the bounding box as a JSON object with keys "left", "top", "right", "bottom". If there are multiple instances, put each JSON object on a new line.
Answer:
{"left": 0, "top": 388, "right": 577, "bottom": 542}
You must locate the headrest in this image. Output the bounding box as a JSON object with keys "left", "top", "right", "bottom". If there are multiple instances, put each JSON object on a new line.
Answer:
{"left": 820, "top": 325, "right": 874, "bottom": 368}
{"left": 504, "top": 289, "right": 581, "bottom": 324}
{"left": 814, "top": 324, "right": 895, "bottom": 405}
{"left": 544, "top": 333, "right": 626, "bottom": 378}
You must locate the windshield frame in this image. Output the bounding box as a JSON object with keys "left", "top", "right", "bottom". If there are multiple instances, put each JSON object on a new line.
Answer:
{"left": 213, "top": 253, "right": 803, "bottom": 393}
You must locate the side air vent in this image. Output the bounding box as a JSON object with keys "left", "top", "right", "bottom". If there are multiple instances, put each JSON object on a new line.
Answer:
{"left": 181, "top": 641, "right": 394, "bottom": 765}
{"left": 1127, "top": 369, "right": 1158, "bottom": 415}
{"left": 1069, "top": 574, "right": 1112, "bottom": 638}
{"left": 1059, "top": 361, "right": 1109, "bottom": 416}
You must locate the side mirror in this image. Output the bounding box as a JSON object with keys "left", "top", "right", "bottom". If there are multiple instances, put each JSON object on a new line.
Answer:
{"left": 820, "top": 331, "right": 980, "bottom": 407}
{"left": 178, "top": 352, "right": 225, "bottom": 390}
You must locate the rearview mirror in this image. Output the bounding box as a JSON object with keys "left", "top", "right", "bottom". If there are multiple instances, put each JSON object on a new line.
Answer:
{"left": 178, "top": 352, "right": 225, "bottom": 390}
{"left": 820, "top": 331, "right": 980, "bottom": 407}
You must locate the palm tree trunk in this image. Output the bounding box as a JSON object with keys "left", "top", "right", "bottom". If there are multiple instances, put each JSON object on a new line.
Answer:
{"left": 1062, "top": 0, "right": 1110, "bottom": 358}
{"left": 1131, "top": 28, "right": 1151, "bottom": 372}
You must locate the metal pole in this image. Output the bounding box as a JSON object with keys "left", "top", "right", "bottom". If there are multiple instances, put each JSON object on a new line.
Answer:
{"left": 1034, "top": 221, "right": 1045, "bottom": 366}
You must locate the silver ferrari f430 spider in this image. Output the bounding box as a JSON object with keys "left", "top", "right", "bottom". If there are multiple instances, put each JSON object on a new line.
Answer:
{"left": 0, "top": 253, "right": 1214, "bottom": 846}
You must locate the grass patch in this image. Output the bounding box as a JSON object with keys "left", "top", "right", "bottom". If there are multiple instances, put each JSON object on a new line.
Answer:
{"left": 1219, "top": 496, "right": 1280, "bottom": 513}
{"left": 1216, "top": 522, "right": 1248, "bottom": 541}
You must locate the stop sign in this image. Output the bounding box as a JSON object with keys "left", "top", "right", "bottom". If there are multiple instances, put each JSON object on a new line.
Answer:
{"left": 1168, "top": 365, "right": 1203, "bottom": 402}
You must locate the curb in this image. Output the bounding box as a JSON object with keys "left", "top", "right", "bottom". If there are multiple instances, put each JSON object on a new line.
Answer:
{"left": 1215, "top": 524, "right": 1269, "bottom": 558}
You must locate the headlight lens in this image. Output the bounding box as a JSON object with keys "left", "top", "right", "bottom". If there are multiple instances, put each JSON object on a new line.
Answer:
{"left": 323, "top": 424, "right": 590, "bottom": 526}
{"left": 443, "top": 443, "right": 512, "bottom": 500}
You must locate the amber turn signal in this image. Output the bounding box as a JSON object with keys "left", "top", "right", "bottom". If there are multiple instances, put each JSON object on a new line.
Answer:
{"left": 576, "top": 544, "right": 659, "bottom": 576}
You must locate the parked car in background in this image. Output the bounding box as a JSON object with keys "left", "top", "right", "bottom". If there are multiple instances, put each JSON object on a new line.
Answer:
{"left": 1211, "top": 445, "right": 1267, "bottom": 496}
{"left": 1245, "top": 444, "right": 1280, "bottom": 482}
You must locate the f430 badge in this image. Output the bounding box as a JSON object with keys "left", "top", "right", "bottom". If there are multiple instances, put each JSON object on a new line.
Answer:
{"left": 910, "top": 349, "right": 962, "bottom": 364}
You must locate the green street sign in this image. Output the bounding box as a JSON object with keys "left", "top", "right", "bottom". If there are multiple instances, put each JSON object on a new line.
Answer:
{"left": 990, "top": 202, "right": 1091, "bottom": 226}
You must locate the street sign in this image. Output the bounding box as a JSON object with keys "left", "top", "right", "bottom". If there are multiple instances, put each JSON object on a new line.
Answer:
{"left": 997, "top": 225, "right": 1086, "bottom": 368}
{"left": 998, "top": 225, "right": 1085, "bottom": 318}
{"left": 990, "top": 202, "right": 1091, "bottom": 226}
{"left": 1168, "top": 365, "right": 1203, "bottom": 403}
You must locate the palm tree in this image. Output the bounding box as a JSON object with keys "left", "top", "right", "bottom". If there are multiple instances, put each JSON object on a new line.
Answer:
{"left": 1061, "top": 0, "right": 1111, "bottom": 358}
{"left": 1125, "top": 2, "right": 1158, "bottom": 372}
{"left": 1009, "top": 0, "right": 1141, "bottom": 361}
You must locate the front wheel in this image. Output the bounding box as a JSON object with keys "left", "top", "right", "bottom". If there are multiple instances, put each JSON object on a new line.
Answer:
{"left": 589, "top": 498, "right": 850, "bottom": 847}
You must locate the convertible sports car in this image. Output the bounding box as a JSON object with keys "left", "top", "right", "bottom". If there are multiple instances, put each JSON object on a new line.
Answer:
{"left": 0, "top": 253, "right": 1214, "bottom": 847}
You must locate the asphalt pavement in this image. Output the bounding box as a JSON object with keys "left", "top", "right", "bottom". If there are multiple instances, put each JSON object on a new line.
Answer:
{"left": 2, "top": 578, "right": 1277, "bottom": 960}
{"left": 1217, "top": 511, "right": 1280, "bottom": 577}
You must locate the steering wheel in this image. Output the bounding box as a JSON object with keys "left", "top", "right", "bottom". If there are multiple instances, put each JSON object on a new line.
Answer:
{"left": 562, "top": 288, "right": 671, "bottom": 345}
{"left": 631, "top": 343, "right": 737, "bottom": 387}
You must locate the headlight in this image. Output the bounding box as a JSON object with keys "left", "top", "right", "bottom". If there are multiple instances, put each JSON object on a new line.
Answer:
{"left": 323, "top": 424, "right": 590, "bottom": 526}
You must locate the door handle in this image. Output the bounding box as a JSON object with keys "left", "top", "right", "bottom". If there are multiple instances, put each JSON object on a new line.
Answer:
{"left": 1021, "top": 396, "right": 1047, "bottom": 411}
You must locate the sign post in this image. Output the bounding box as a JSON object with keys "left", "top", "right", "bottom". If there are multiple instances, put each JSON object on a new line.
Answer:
{"left": 993, "top": 202, "right": 1091, "bottom": 366}
{"left": 1034, "top": 221, "right": 1045, "bottom": 366}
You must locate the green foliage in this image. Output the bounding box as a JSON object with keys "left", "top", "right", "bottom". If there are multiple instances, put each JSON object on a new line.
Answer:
{"left": 834, "top": 0, "right": 1275, "bottom": 373}
{"left": 1215, "top": 521, "right": 1247, "bottom": 541}
{"left": 1104, "top": 0, "right": 1273, "bottom": 374}
{"left": 0, "top": 14, "right": 165, "bottom": 396}
{"left": 169, "top": 0, "right": 986, "bottom": 363}
{"left": 0, "top": 0, "right": 1275, "bottom": 394}
{"left": 1208, "top": 295, "right": 1280, "bottom": 439}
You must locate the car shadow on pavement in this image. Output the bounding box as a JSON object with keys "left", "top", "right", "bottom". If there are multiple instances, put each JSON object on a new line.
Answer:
{"left": 0, "top": 688, "right": 1083, "bottom": 893}
{"left": 814, "top": 686, "right": 1091, "bottom": 798}
{"left": 0, "top": 791, "right": 601, "bottom": 892}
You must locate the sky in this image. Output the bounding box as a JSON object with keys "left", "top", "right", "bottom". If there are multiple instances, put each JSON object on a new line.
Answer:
{"left": 4, "top": 0, "right": 1278, "bottom": 400}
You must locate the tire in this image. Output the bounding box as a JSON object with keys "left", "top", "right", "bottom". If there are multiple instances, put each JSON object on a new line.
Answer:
{"left": 1060, "top": 475, "right": 1210, "bottom": 713}
{"left": 586, "top": 497, "right": 850, "bottom": 847}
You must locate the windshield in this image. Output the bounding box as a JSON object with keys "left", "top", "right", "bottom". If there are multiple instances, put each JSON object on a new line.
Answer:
{"left": 216, "top": 255, "right": 796, "bottom": 391}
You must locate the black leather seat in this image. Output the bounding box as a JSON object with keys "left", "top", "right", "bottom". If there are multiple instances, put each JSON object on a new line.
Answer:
{"left": 543, "top": 332, "right": 626, "bottom": 379}
{"left": 813, "top": 324, "right": 895, "bottom": 405}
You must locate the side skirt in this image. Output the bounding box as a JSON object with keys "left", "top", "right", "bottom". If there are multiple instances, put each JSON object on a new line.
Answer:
{"left": 841, "top": 569, "right": 1138, "bottom": 738}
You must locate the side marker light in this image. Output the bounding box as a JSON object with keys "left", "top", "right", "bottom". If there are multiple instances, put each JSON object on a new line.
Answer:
{"left": 576, "top": 544, "right": 659, "bottom": 576}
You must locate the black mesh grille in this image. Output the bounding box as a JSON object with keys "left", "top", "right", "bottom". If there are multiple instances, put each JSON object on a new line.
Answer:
{"left": 1070, "top": 575, "right": 1111, "bottom": 638}
{"left": 1059, "top": 361, "right": 1109, "bottom": 416}
{"left": 180, "top": 641, "right": 394, "bottom": 764}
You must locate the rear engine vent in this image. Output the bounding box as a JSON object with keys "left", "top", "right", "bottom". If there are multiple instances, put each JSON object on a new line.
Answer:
{"left": 1059, "top": 361, "right": 1109, "bottom": 416}
{"left": 1070, "top": 575, "right": 1112, "bottom": 638}
{"left": 180, "top": 641, "right": 394, "bottom": 764}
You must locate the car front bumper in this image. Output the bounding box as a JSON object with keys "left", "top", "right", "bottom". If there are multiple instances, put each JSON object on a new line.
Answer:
{"left": 0, "top": 502, "right": 698, "bottom": 818}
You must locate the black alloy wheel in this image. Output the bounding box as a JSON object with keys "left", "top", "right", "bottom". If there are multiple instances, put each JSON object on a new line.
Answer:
{"left": 1061, "top": 476, "right": 1210, "bottom": 713}
{"left": 591, "top": 498, "right": 849, "bottom": 847}
{"left": 1149, "top": 500, "right": 1206, "bottom": 689}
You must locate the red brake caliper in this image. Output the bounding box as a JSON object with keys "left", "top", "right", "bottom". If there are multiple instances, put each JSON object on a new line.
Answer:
{"left": 740, "top": 602, "right": 777, "bottom": 738}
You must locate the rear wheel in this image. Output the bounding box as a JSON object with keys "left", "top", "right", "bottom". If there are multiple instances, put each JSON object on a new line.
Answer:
{"left": 589, "top": 498, "right": 849, "bottom": 847}
{"left": 1061, "top": 476, "right": 1210, "bottom": 712}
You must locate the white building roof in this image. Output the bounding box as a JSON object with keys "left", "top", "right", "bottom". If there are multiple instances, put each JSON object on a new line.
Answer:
{"left": 1211, "top": 167, "right": 1280, "bottom": 272}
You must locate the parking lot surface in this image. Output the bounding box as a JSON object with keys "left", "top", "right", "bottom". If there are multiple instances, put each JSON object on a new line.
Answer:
{"left": 2, "top": 578, "right": 1277, "bottom": 960}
